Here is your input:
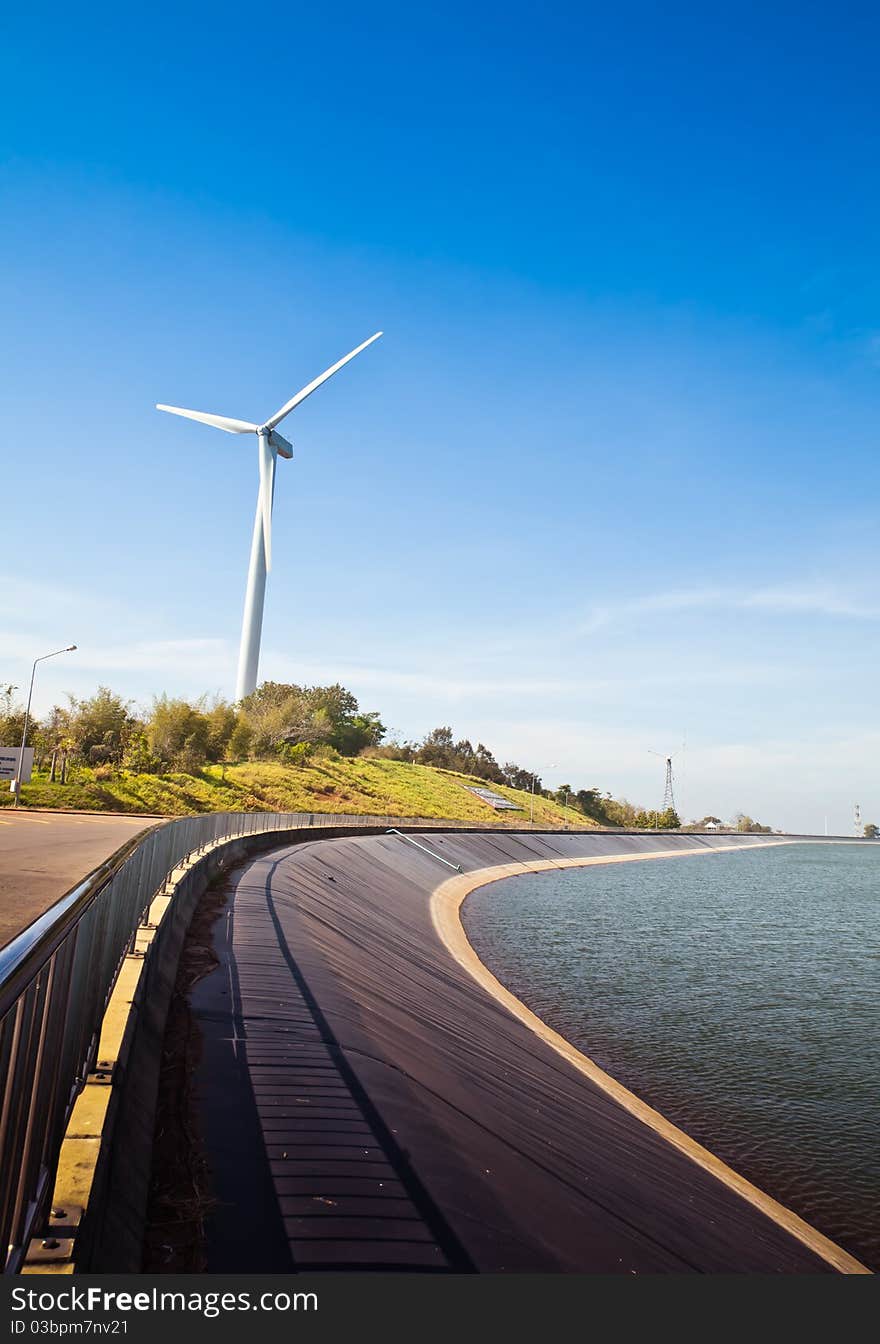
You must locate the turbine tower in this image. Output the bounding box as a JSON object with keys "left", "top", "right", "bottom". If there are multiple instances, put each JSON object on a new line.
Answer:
{"left": 157, "top": 332, "right": 382, "bottom": 700}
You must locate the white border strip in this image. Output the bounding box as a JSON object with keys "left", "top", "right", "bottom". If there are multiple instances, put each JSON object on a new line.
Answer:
{"left": 430, "top": 841, "right": 870, "bottom": 1275}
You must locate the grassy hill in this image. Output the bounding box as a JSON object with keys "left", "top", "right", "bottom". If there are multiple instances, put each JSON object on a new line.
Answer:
{"left": 3, "top": 754, "right": 594, "bottom": 828}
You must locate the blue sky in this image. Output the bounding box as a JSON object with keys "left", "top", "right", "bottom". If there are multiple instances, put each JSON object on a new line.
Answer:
{"left": 2, "top": 1, "right": 879, "bottom": 832}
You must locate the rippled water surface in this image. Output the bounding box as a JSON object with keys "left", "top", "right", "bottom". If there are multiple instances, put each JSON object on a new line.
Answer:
{"left": 463, "top": 843, "right": 880, "bottom": 1269}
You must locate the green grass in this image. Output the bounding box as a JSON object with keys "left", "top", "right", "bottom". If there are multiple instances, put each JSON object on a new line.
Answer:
{"left": 2, "top": 756, "right": 594, "bottom": 829}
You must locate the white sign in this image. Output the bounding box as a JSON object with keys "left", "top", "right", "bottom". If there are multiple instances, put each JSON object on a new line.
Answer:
{"left": 0, "top": 747, "right": 34, "bottom": 783}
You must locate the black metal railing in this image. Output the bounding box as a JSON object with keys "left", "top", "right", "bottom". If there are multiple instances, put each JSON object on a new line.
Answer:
{"left": 0, "top": 809, "right": 465, "bottom": 1273}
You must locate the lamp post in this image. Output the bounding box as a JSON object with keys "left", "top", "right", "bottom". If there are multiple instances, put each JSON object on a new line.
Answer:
{"left": 12, "top": 645, "right": 77, "bottom": 807}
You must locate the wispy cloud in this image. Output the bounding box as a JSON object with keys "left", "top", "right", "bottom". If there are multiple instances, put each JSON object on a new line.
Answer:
{"left": 740, "top": 583, "right": 880, "bottom": 618}
{"left": 74, "top": 638, "right": 232, "bottom": 673}
{"left": 578, "top": 588, "right": 726, "bottom": 633}
{"left": 260, "top": 651, "right": 790, "bottom": 704}
{"left": 0, "top": 630, "right": 232, "bottom": 674}
{"left": 0, "top": 575, "right": 126, "bottom": 628}
{"left": 576, "top": 581, "right": 880, "bottom": 633}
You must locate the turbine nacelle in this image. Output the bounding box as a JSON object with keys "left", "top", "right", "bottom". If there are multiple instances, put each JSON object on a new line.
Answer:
{"left": 267, "top": 429, "right": 293, "bottom": 459}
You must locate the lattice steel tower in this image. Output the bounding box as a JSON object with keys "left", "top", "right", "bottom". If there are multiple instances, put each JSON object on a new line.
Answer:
{"left": 650, "top": 749, "right": 677, "bottom": 814}
{"left": 662, "top": 756, "right": 676, "bottom": 812}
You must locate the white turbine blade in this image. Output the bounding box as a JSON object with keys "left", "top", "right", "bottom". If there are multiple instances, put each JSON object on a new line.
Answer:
{"left": 258, "top": 437, "right": 276, "bottom": 571}
{"left": 263, "top": 331, "right": 383, "bottom": 430}
{"left": 156, "top": 404, "right": 258, "bottom": 434}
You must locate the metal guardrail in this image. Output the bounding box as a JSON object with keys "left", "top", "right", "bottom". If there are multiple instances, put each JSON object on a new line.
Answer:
{"left": 0, "top": 809, "right": 456, "bottom": 1274}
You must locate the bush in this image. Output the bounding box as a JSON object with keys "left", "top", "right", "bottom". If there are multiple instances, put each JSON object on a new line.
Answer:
{"left": 277, "top": 741, "right": 313, "bottom": 766}
{"left": 237, "top": 682, "right": 385, "bottom": 758}
{"left": 309, "top": 744, "right": 342, "bottom": 763}
{"left": 205, "top": 701, "right": 239, "bottom": 761}
{"left": 65, "top": 687, "right": 137, "bottom": 764}
{"left": 146, "top": 696, "right": 211, "bottom": 770}
{"left": 228, "top": 719, "right": 253, "bottom": 760}
{"left": 360, "top": 742, "right": 416, "bottom": 762}
{"left": 122, "top": 731, "right": 163, "bottom": 774}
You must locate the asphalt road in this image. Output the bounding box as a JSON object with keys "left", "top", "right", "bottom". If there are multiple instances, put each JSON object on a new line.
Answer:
{"left": 0, "top": 811, "right": 157, "bottom": 948}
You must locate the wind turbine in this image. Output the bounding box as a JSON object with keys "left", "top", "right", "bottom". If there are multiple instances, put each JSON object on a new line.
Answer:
{"left": 648, "top": 748, "right": 677, "bottom": 821}
{"left": 157, "top": 332, "right": 382, "bottom": 701}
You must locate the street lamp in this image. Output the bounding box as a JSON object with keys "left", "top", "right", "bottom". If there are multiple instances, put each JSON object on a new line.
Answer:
{"left": 11, "top": 645, "right": 77, "bottom": 807}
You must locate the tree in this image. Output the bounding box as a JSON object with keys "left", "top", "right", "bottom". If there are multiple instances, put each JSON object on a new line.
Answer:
{"left": 66, "top": 687, "right": 135, "bottom": 764}
{"left": 237, "top": 683, "right": 329, "bottom": 757}
{"left": 632, "top": 807, "right": 679, "bottom": 830}
{"left": 601, "top": 796, "right": 642, "bottom": 828}
{"left": 1, "top": 684, "right": 18, "bottom": 718}
{"left": 228, "top": 718, "right": 254, "bottom": 761}
{"left": 574, "top": 788, "right": 607, "bottom": 821}
{"left": 146, "top": 696, "right": 211, "bottom": 772}
{"left": 734, "top": 813, "right": 773, "bottom": 834}
{"left": 415, "top": 728, "right": 504, "bottom": 779}
{"left": 238, "top": 681, "right": 385, "bottom": 759}
{"left": 121, "top": 731, "right": 162, "bottom": 774}
{"left": 0, "top": 686, "right": 28, "bottom": 749}
{"left": 864, "top": 823, "right": 879, "bottom": 840}
{"left": 331, "top": 711, "right": 386, "bottom": 756}
{"left": 500, "top": 762, "right": 542, "bottom": 793}
{"left": 470, "top": 743, "right": 504, "bottom": 784}
{"left": 362, "top": 739, "right": 417, "bottom": 762}
{"left": 33, "top": 705, "right": 73, "bottom": 769}
{"left": 204, "top": 700, "right": 239, "bottom": 761}
{"left": 416, "top": 727, "right": 456, "bottom": 769}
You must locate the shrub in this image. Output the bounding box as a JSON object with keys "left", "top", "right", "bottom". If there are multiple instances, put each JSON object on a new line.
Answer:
{"left": 146, "top": 696, "right": 211, "bottom": 770}
{"left": 237, "top": 682, "right": 385, "bottom": 758}
{"left": 277, "top": 741, "right": 313, "bottom": 766}
{"left": 360, "top": 742, "right": 417, "bottom": 762}
{"left": 205, "top": 701, "right": 239, "bottom": 761}
{"left": 122, "top": 731, "right": 163, "bottom": 774}
{"left": 228, "top": 719, "right": 253, "bottom": 760}
{"left": 66, "top": 687, "right": 137, "bottom": 764}
{"left": 309, "top": 744, "right": 342, "bottom": 763}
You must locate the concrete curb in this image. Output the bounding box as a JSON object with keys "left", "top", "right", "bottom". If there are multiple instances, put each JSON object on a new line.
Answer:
{"left": 0, "top": 807, "right": 171, "bottom": 819}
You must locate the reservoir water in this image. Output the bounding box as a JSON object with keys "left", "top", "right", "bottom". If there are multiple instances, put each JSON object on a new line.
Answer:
{"left": 462, "top": 842, "right": 879, "bottom": 1269}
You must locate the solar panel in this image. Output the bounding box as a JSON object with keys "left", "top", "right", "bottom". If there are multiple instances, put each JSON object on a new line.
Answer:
{"left": 465, "top": 785, "right": 523, "bottom": 811}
